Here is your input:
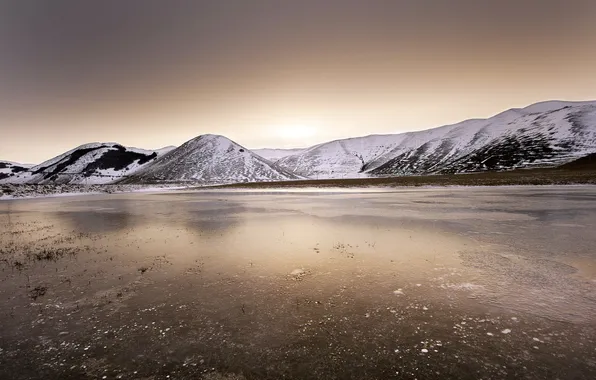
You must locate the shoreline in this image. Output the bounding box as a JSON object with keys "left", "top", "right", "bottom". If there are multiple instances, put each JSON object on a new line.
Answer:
{"left": 2, "top": 167, "right": 595, "bottom": 200}
{"left": 203, "top": 167, "right": 596, "bottom": 190}
{"left": 0, "top": 184, "right": 190, "bottom": 201}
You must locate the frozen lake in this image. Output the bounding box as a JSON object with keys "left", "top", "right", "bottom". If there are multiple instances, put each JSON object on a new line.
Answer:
{"left": 1, "top": 186, "right": 595, "bottom": 379}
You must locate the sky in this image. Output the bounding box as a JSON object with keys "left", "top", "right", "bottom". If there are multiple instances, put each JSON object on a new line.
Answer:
{"left": 1, "top": 0, "right": 596, "bottom": 163}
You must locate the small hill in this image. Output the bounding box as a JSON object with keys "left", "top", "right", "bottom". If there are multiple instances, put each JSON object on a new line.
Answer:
{"left": 124, "top": 134, "right": 303, "bottom": 184}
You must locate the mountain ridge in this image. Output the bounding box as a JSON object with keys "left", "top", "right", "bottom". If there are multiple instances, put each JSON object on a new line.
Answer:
{"left": 277, "top": 100, "right": 596, "bottom": 178}
{"left": 2, "top": 100, "right": 595, "bottom": 185}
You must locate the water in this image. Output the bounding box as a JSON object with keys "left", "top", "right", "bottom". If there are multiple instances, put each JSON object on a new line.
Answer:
{"left": 1, "top": 186, "right": 595, "bottom": 379}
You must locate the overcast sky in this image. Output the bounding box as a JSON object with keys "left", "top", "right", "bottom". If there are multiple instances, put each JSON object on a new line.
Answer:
{"left": 1, "top": 0, "right": 596, "bottom": 163}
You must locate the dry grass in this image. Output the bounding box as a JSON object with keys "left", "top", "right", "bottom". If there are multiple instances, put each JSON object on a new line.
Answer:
{"left": 204, "top": 167, "right": 596, "bottom": 189}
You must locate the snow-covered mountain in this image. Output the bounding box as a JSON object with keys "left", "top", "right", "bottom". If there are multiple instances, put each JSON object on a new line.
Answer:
{"left": 123, "top": 134, "right": 303, "bottom": 184}
{"left": 0, "top": 161, "right": 33, "bottom": 182}
{"left": 2, "top": 143, "right": 166, "bottom": 184}
{"left": 252, "top": 148, "right": 306, "bottom": 162}
{"left": 2, "top": 100, "right": 595, "bottom": 186}
{"left": 275, "top": 134, "right": 409, "bottom": 179}
{"left": 277, "top": 101, "right": 596, "bottom": 178}
{"left": 155, "top": 145, "right": 177, "bottom": 155}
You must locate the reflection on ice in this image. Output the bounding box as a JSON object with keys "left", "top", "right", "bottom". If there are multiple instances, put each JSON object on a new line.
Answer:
{"left": 0, "top": 186, "right": 595, "bottom": 378}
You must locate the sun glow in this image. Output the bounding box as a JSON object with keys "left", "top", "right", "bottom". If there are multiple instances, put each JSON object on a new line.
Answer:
{"left": 275, "top": 123, "right": 318, "bottom": 140}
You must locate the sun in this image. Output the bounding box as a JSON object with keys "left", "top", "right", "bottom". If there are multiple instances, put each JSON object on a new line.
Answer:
{"left": 276, "top": 124, "right": 318, "bottom": 140}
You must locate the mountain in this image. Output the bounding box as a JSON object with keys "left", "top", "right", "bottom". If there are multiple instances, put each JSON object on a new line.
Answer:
{"left": 122, "top": 134, "right": 303, "bottom": 184}
{"left": 1, "top": 143, "right": 167, "bottom": 184}
{"left": 0, "top": 161, "right": 33, "bottom": 182}
{"left": 2, "top": 100, "right": 595, "bottom": 186}
{"left": 252, "top": 148, "right": 306, "bottom": 162}
{"left": 277, "top": 101, "right": 596, "bottom": 178}
{"left": 155, "top": 146, "right": 177, "bottom": 155}
{"left": 276, "top": 134, "right": 409, "bottom": 179}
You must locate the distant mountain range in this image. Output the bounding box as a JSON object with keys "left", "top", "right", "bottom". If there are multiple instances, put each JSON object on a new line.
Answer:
{"left": 252, "top": 148, "right": 306, "bottom": 161}
{"left": 2, "top": 100, "right": 595, "bottom": 185}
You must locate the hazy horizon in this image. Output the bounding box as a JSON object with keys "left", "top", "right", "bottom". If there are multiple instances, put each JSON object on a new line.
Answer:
{"left": 2, "top": 0, "right": 596, "bottom": 163}
{"left": 3, "top": 98, "right": 594, "bottom": 165}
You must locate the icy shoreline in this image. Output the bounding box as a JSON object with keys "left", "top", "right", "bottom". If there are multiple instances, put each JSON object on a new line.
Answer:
{"left": 0, "top": 183, "right": 188, "bottom": 200}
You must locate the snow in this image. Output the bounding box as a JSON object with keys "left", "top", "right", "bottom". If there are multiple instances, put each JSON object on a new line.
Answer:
{"left": 2, "top": 100, "right": 595, "bottom": 186}
{"left": 517, "top": 100, "right": 595, "bottom": 114}
{"left": 128, "top": 134, "right": 302, "bottom": 184}
{"left": 276, "top": 101, "right": 596, "bottom": 178}
{"left": 0, "top": 161, "right": 35, "bottom": 184}
{"left": 277, "top": 134, "right": 409, "bottom": 179}
{"left": 1, "top": 143, "right": 166, "bottom": 185}
{"left": 0, "top": 161, "right": 34, "bottom": 168}
{"left": 253, "top": 148, "right": 306, "bottom": 162}
{"left": 29, "top": 142, "right": 113, "bottom": 171}
{"left": 155, "top": 146, "right": 177, "bottom": 155}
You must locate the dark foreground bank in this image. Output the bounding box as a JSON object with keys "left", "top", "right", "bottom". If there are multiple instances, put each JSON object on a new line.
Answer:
{"left": 208, "top": 166, "right": 596, "bottom": 189}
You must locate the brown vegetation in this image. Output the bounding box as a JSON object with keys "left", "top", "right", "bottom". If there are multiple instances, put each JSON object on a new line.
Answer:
{"left": 206, "top": 166, "right": 596, "bottom": 189}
